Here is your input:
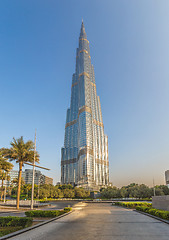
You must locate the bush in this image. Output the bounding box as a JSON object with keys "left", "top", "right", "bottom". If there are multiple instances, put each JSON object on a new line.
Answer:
{"left": 25, "top": 210, "right": 60, "bottom": 218}
{"left": 148, "top": 208, "right": 158, "bottom": 216}
{"left": 0, "top": 217, "right": 32, "bottom": 228}
{"left": 0, "top": 226, "right": 23, "bottom": 237}
{"left": 135, "top": 206, "right": 169, "bottom": 220}
{"left": 135, "top": 206, "right": 151, "bottom": 212}
{"left": 64, "top": 207, "right": 72, "bottom": 212}
{"left": 25, "top": 208, "right": 71, "bottom": 218}
{"left": 114, "top": 202, "right": 152, "bottom": 208}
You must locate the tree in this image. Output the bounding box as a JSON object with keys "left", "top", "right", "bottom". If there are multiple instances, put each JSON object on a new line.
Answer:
{"left": 155, "top": 185, "right": 169, "bottom": 195}
{"left": 2, "top": 163, "right": 13, "bottom": 202}
{"left": 12, "top": 177, "right": 25, "bottom": 186}
{"left": 75, "top": 187, "right": 90, "bottom": 198}
{"left": 0, "top": 136, "right": 39, "bottom": 209}
{"left": 0, "top": 172, "right": 6, "bottom": 200}
{"left": 0, "top": 153, "right": 13, "bottom": 201}
{"left": 120, "top": 187, "right": 128, "bottom": 198}
{"left": 100, "top": 186, "right": 120, "bottom": 199}
{"left": 63, "top": 189, "right": 75, "bottom": 198}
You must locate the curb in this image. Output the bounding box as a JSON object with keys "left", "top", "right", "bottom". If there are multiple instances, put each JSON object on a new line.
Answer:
{"left": 134, "top": 209, "right": 169, "bottom": 225}
{"left": 85, "top": 201, "right": 112, "bottom": 203}
{"left": 0, "top": 210, "right": 73, "bottom": 240}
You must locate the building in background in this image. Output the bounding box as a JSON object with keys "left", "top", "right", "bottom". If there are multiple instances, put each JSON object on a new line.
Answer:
{"left": 7, "top": 169, "right": 53, "bottom": 186}
{"left": 61, "top": 21, "right": 109, "bottom": 190}
{"left": 24, "top": 169, "right": 42, "bottom": 185}
{"left": 7, "top": 170, "right": 18, "bottom": 186}
{"left": 165, "top": 170, "right": 169, "bottom": 187}
{"left": 23, "top": 169, "right": 53, "bottom": 185}
{"left": 41, "top": 175, "right": 53, "bottom": 185}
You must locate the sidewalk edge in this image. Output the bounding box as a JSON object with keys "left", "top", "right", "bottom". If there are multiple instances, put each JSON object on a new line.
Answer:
{"left": 0, "top": 210, "right": 73, "bottom": 240}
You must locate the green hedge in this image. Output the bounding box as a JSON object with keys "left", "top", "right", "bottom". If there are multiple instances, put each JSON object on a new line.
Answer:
{"left": 136, "top": 206, "right": 169, "bottom": 220}
{"left": 114, "top": 202, "right": 152, "bottom": 208}
{"left": 64, "top": 207, "right": 72, "bottom": 212}
{"left": 25, "top": 207, "right": 72, "bottom": 218}
{"left": 0, "top": 226, "right": 23, "bottom": 237}
{"left": 0, "top": 217, "right": 33, "bottom": 228}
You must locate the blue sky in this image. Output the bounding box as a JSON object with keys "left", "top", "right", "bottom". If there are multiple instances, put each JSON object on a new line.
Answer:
{"left": 0, "top": 0, "right": 169, "bottom": 187}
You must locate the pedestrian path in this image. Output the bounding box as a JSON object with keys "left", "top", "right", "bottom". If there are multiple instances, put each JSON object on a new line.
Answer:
{"left": 8, "top": 203, "right": 169, "bottom": 240}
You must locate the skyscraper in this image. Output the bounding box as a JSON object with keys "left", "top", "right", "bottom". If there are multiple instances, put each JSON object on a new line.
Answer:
{"left": 61, "top": 21, "right": 109, "bottom": 190}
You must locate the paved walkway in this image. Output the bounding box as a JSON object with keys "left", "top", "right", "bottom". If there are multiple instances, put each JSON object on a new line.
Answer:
{"left": 9, "top": 203, "right": 169, "bottom": 240}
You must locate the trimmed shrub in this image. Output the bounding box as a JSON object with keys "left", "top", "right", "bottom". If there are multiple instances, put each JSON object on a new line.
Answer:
{"left": 0, "top": 217, "right": 32, "bottom": 228}
{"left": 0, "top": 226, "right": 23, "bottom": 237}
{"left": 114, "top": 202, "right": 152, "bottom": 208}
{"left": 135, "top": 206, "right": 169, "bottom": 220}
{"left": 25, "top": 210, "right": 60, "bottom": 218}
{"left": 136, "top": 206, "right": 151, "bottom": 212}
{"left": 155, "top": 210, "right": 169, "bottom": 220}
{"left": 64, "top": 207, "right": 72, "bottom": 212}
{"left": 148, "top": 208, "right": 158, "bottom": 216}
{"left": 25, "top": 208, "right": 71, "bottom": 218}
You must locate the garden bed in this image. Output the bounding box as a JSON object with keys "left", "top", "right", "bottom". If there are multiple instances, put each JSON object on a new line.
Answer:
{"left": 0, "top": 216, "right": 32, "bottom": 237}
{"left": 113, "top": 201, "right": 152, "bottom": 208}
{"left": 25, "top": 207, "right": 72, "bottom": 218}
{"left": 0, "top": 208, "right": 72, "bottom": 236}
{"left": 0, "top": 226, "right": 23, "bottom": 237}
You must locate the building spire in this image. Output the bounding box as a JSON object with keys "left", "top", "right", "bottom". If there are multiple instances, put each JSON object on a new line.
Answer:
{"left": 61, "top": 21, "right": 109, "bottom": 189}
{"left": 80, "top": 19, "right": 87, "bottom": 39}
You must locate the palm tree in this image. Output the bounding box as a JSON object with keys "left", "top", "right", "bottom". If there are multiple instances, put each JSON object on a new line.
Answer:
{"left": 1, "top": 161, "right": 13, "bottom": 202}
{"left": 0, "top": 153, "right": 13, "bottom": 201}
{"left": 0, "top": 172, "right": 6, "bottom": 201}
{"left": 0, "top": 136, "right": 39, "bottom": 209}
{"left": 0, "top": 154, "right": 3, "bottom": 200}
{"left": 12, "top": 177, "right": 25, "bottom": 186}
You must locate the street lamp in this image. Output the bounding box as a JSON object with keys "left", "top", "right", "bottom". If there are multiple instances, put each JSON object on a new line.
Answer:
{"left": 24, "top": 130, "right": 50, "bottom": 209}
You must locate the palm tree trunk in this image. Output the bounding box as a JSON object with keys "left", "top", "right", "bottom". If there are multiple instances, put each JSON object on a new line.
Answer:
{"left": 3, "top": 172, "right": 7, "bottom": 203}
{"left": 16, "top": 162, "right": 22, "bottom": 209}
{"left": 1, "top": 179, "right": 4, "bottom": 201}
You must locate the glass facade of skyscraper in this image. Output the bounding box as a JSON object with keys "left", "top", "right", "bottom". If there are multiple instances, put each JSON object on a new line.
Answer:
{"left": 61, "top": 21, "right": 109, "bottom": 189}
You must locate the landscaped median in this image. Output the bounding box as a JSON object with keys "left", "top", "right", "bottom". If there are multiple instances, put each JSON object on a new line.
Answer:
{"left": 0, "top": 207, "right": 72, "bottom": 237}
{"left": 114, "top": 201, "right": 169, "bottom": 221}
{"left": 114, "top": 201, "right": 152, "bottom": 208}
{"left": 0, "top": 217, "right": 32, "bottom": 237}
{"left": 25, "top": 207, "right": 72, "bottom": 218}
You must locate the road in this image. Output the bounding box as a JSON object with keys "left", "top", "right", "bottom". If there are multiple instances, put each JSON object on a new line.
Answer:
{"left": 10, "top": 203, "right": 169, "bottom": 240}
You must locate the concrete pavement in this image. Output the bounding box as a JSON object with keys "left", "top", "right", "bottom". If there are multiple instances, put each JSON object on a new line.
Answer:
{"left": 8, "top": 203, "right": 169, "bottom": 240}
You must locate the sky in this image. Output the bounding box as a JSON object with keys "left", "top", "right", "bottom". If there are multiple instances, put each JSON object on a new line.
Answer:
{"left": 0, "top": 0, "right": 169, "bottom": 187}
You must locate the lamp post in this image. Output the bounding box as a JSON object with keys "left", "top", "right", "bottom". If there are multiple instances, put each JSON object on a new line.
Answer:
{"left": 24, "top": 130, "right": 50, "bottom": 210}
